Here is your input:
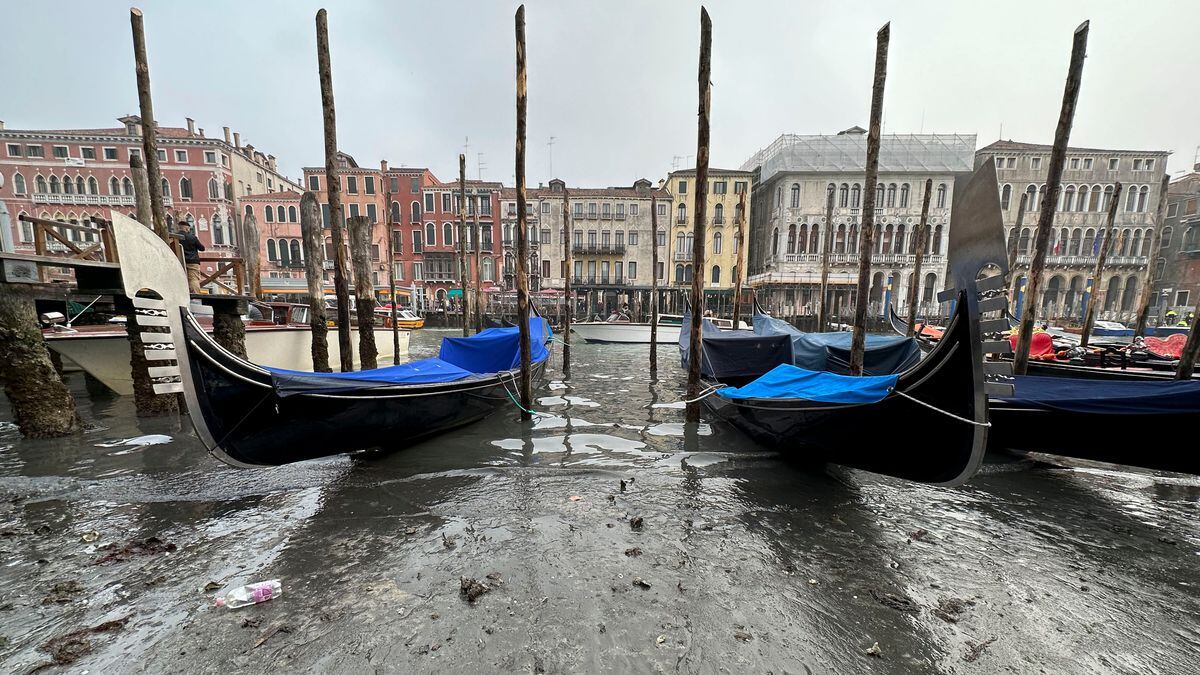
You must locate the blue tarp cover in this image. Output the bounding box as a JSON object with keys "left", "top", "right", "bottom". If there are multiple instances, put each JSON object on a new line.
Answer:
{"left": 753, "top": 314, "right": 921, "bottom": 375}
{"left": 268, "top": 318, "right": 551, "bottom": 397}
{"left": 1002, "top": 375, "right": 1200, "bottom": 415}
{"left": 718, "top": 364, "right": 898, "bottom": 404}
{"left": 679, "top": 317, "right": 794, "bottom": 380}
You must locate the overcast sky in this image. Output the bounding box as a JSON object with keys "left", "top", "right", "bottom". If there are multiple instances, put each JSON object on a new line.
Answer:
{"left": 2, "top": 0, "right": 1197, "bottom": 187}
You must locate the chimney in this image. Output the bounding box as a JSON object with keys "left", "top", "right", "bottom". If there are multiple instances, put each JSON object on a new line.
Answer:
{"left": 233, "top": 131, "right": 241, "bottom": 149}
{"left": 0, "top": 120, "right": 5, "bottom": 130}
{"left": 186, "top": 117, "right": 195, "bottom": 135}
{"left": 198, "top": 128, "right": 205, "bottom": 137}
{"left": 380, "top": 159, "right": 388, "bottom": 172}
{"left": 1195, "top": 162, "right": 1200, "bottom": 173}
{"left": 268, "top": 155, "right": 277, "bottom": 171}
{"left": 223, "top": 126, "right": 231, "bottom": 144}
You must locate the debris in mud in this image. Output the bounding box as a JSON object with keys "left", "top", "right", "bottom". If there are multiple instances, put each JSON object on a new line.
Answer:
{"left": 624, "top": 547, "right": 643, "bottom": 557}
{"left": 677, "top": 581, "right": 685, "bottom": 594}
{"left": 933, "top": 597, "right": 975, "bottom": 623}
{"left": 241, "top": 617, "right": 261, "bottom": 628}
{"left": 42, "top": 580, "right": 83, "bottom": 605}
{"left": 404, "top": 527, "right": 418, "bottom": 535}
{"left": 620, "top": 480, "right": 627, "bottom": 492}
{"left": 865, "top": 642, "right": 883, "bottom": 658}
{"left": 1158, "top": 536, "right": 1177, "bottom": 545}
{"left": 486, "top": 572, "right": 502, "bottom": 582}
{"left": 460, "top": 576, "right": 492, "bottom": 603}
{"left": 630, "top": 516, "right": 644, "bottom": 531}
{"left": 733, "top": 627, "right": 753, "bottom": 642}
{"left": 34, "top": 524, "right": 52, "bottom": 535}
{"left": 78, "top": 529, "right": 100, "bottom": 543}
{"left": 203, "top": 581, "right": 221, "bottom": 592}
{"left": 144, "top": 575, "right": 167, "bottom": 587}
{"left": 908, "top": 529, "right": 929, "bottom": 543}
{"left": 39, "top": 615, "right": 130, "bottom": 665}
{"left": 94, "top": 434, "right": 172, "bottom": 448}
{"left": 632, "top": 577, "right": 651, "bottom": 589}
{"left": 94, "top": 537, "right": 176, "bottom": 564}
{"left": 655, "top": 634, "right": 666, "bottom": 645}
{"left": 253, "top": 624, "right": 293, "bottom": 649}
{"left": 569, "top": 495, "right": 582, "bottom": 502}
{"left": 962, "top": 636, "right": 997, "bottom": 662}
{"left": 870, "top": 589, "right": 918, "bottom": 613}
{"left": 442, "top": 532, "right": 457, "bottom": 549}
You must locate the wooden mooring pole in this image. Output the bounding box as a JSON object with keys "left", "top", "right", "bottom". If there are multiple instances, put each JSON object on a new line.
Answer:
{"left": 1134, "top": 174, "right": 1172, "bottom": 336}
{"left": 817, "top": 187, "right": 834, "bottom": 331}
{"left": 562, "top": 186, "right": 573, "bottom": 374}
{"left": 650, "top": 193, "right": 660, "bottom": 373}
{"left": 129, "top": 8, "right": 169, "bottom": 243}
{"left": 1080, "top": 182, "right": 1122, "bottom": 347}
{"left": 0, "top": 286, "right": 82, "bottom": 437}
{"left": 1014, "top": 21, "right": 1089, "bottom": 376}
{"left": 242, "top": 213, "right": 262, "bottom": 300}
{"left": 130, "top": 154, "right": 153, "bottom": 229}
{"left": 513, "top": 5, "right": 533, "bottom": 419}
{"left": 1006, "top": 192, "right": 1028, "bottom": 280}
{"left": 348, "top": 215, "right": 378, "bottom": 370}
{"left": 849, "top": 23, "right": 889, "bottom": 376}
{"left": 300, "top": 192, "right": 331, "bottom": 372}
{"left": 905, "top": 178, "right": 933, "bottom": 335}
{"left": 458, "top": 154, "right": 470, "bottom": 337}
{"left": 316, "top": 8, "right": 354, "bottom": 372}
{"left": 385, "top": 188, "right": 400, "bottom": 364}
{"left": 732, "top": 190, "right": 747, "bottom": 329}
{"left": 684, "top": 7, "right": 712, "bottom": 423}
{"left": 473, "top": 192, "right": 483, "bottom": 334}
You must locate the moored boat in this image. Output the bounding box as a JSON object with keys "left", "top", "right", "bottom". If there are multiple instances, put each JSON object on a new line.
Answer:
{"left": 572, "top": 313, "right": 747, "bottom": 344}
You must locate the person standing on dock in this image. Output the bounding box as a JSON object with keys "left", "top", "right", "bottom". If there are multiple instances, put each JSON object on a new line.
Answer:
{"left": 173, "top": 221, "right": 205, "bottom": 294}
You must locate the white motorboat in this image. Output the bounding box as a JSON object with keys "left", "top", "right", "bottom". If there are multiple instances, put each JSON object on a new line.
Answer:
{"left": 570, "top": 314, "right": 747, "bottom": 344}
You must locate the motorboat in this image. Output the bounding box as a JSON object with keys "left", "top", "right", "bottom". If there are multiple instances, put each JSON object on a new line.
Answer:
{"left": 571, "top": 313, "right": 748, "bottom": 344}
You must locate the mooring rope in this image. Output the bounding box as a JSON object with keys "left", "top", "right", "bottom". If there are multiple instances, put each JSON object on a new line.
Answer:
{"left": 892, "top": 389, "right": 991, "bottom": 427}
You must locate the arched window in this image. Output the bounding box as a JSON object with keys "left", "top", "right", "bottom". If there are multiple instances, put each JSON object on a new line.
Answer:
{"left": 245, "top": 204, "right": 253, "bottom": 218}
{"left": 208, "top": 178, "right": 219, "bottom": 200}
{"left": 264, "top": 205, "right": 274, "bottom": 222}
{"left": 710, "top": 265, "right": 721, "bottom": 284}
{"left": 443, "top": 222, "right": 454, "bottom": 247}
{"left": 713, "top": 231, "right": 723, "bottom": 254}
{"left": 790, "top": 183, "right": 800, "bottom": 208}
{"left": 75, "top": 176, "right": 85, "bottom": 194}
{"left": 839, "top": 184, "right": 849, "bottom": 208}
{"left": 847, "top": 224, "right": 859, "bottom": 254}
{"left": 1130, "top": 229, "right": 1143, "bottom": 257}
{"left": 290, "top": 240, "right": 301, "bottom": 262}
{"left": 109, "top": 176, "right": 120, "bottom": 195}
{"left": 1019, "top": 227, "right": 1032, "bottom": 254}
{"left": 1068, "top": 228, "right": 1082, "bottom": 255}
{"left": 161, "top": 178, "right": 170, "bottom": 197}
{"left": 1063, "top": 185, "right": 1075, "bottom": 212}
{"left": 798, "top": 224, "right": 809, "bottom": 253}
{"left": 1077, "top": 185, "right": 1089, "bottom": 212}
{"left": 935, "top": 183, "right": 947, "bottom": 208}
{"left": 36, "top": 175, "right": 48, "bottom": 193}
{"left": 410, "top": 201, "right": 421, "bottom": 221}
{"left": 675, "top": 263, "right": 685, "bottom": 283}
{"left": 886, "top": 183, "right": 896, "bottom": 207}
{"left": 1089, "top": 185, "right": 1102, "bottom": 211}
{"left": 390, "top": 201, "right": 400, "bottom": 222}
{"left": 62, "top": 176, "right": 73, "bottom": 194}
{"left": 289, "top": 206, "right": 298, "bottom": 222}
{"left": 809, "top": 224, "right": 820, "bottom": 254}
{"left": 1000, "top": 184, "right": 1012, "bottom": 210}
{"left": 426, "top": 223, "right": 437, "bottom": 247}
{"left": 922, "top": 272, "right": 937, "bottom": 304}
{"left": 930, "top": 225, "right": 943, "bottom": 255}
{"left": 734, "top": 201, "right": 744, "bottom": 222}
{"left": 1137, "top": 185, "right": 1149, "bottom": 212}
{"left": 278, "top": 238, "right": 291, "bottom": 265}
{"left": 122, "top": 177, "right": 133, "bottom": 196}
{"left": 775, "top": 186, "right": 782, "bottom": 206}
{"left": 277, "top": 205, "right": 286, "bottom": 223}
{"left": 876, "top": 183, "right": 885, "bottom": 205}
{"left": 677, "top": 203, "right": 686, "bottom": 223}
{"left": 771, "top": 227, "right": 779, "bottom": 255}
{"left": 215, "top": 214, "right": 229, "bottom": 246}
{"left": 88, "top": 176, "right": 99, "bottom": 195}
{"left": 267, "top": 239, "right": 277, "bottom": 261}
{"left": 899, "top": 183, "right": 910, "bottom": 208}
{"left": 827, "top": 182, "right": 836, "bottom": 206}
{"left": 49, "top": 176, "right": 61, "bottom": 194}
{"left": 786, "top": 224, "right": 796, "bottom": 254}
{"left": 13, "top": 173, "right": 26, "bottom": 194}
{"left": 1083, "top": 228, "right": 1096, "bottom": 255}
{"left": 482, "top": 257, "right": 494, "bottom": 282}
{"left": 1161, "top": 226, "right": 1173, "bottom": 248}
{"left": 714, "top": 203, "right": 724, "bottom": 222}
{"left": 850, "top": 184, "right": 861, "bottom": 208}
{"left": 1141, "top": 229, "right": 1154, "bottom": 257}
{"left": 1025, "top": 184, "right": 1037, "bottom": 211}
{"left": 1155, "top": 258, "right": 1166, "bottom": 280}
{"left": 1103, "top": 184, "right": 1115, "bottom": 210}
{"left": 1125, "top": 186, "right": 1138, "bottom": 212}
{"left": 180, "top": 177, "right": 192, "bottom": 199}
{"left": 835, "top": 224, "right": 846, "bottom": 254}
{"left": 894, "top": 223, "right": 906, "bottom": 254}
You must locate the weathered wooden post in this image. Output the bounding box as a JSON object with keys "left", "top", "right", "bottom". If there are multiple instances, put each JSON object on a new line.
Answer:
{"left": 905, "top": 178, "right": 933, "bottom": 335}
{"left": 385, "top": 188, "right": 400, "bottom": 364}
{"left": 849, "top": 23, "right": 889, "bottom": 375}
{"left": 1080, "top": 182, "right": 1122, "bottom": 347}
{"left": 0, "top": 286, "right": 82, "bottom": 437}
{"left": 562, "top": 185, "right": 573, "bottom": 374}
{"left": 732, "top": 190, "right": 748, "bottom": 329}
{"left": 684, "top": 7, "right": 712, "bottom": 423}
{"left": 1134, "top": 174, "right": 1172, "bottom": 336}
{"left": 242, "top": 213, "right": 262, "bottom": 300}
{"left": 817, "top": 187, "right": 834, "bottom": 331}
{"left": 1177, "top": 308, "right": 1200, "bottom": 378}
{"left": 458, "top": 154, "right": 470, "bottom": 337}
{"left": 212, "top": 302, "right": 247, "bottom": 359}
{"left": 649, "top": 193, "right": 660, "bottom": 372}
{"left": 300, "top": 192, "right": 331, "bottom": 372}
{"left": 113, "top": 292, "right": 179, "bottom": 417}
{"left": 1014, "top": 21, "right": 1089, "bottom": 376}
{"left": 1005, "top": 192, "right": 1028, "bottom": 279}
{"left": 129, "top": 8, "right": 169, "bottom": 242}
{"left": 348, "top": 215, "right": 378, "bottom": 370}
{"left": 130, "top": 154, "right": 154, "bottom": 228}
{"left": 473, "top": 190, "right": 484, "bottom": 334}
{"left": 513, "top": 4, "right": 533, "bottom": 419}
{"left": 316, "top": 8, "right": 353, "bottom": 372}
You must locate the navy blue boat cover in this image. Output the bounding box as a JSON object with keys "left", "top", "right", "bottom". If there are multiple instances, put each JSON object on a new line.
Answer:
{"left": 268, "top": 318, "right": 551, "bottom": 397}
{"left": 753, "top": 314, "right": 920, "bottom": 375}
{"left": 679, "top": 318, "right": 793, "bottom": 380}
{"left": 718, "top": 364, "right": 898, "bottom": 404}
{"left": 1002, "top": 375, "right": 1200, "bottom": 415}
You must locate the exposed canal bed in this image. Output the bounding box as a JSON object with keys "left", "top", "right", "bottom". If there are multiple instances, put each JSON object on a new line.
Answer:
{"left": 1, "top": 329, "right": 1198, "bottom": 673}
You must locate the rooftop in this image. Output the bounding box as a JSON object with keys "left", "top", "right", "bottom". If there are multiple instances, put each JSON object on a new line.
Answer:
{"left": 742, "top": 132, "right": 977, "bottom": 182}
{"left": 241, "top": 190, "right": 302, "bottom": 201}
{"left": 978, "top": 139, "right": 1171, "bottom": 156}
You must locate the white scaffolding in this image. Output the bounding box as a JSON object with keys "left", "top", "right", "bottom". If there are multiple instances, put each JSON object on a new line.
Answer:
{"left": 742, "top": 133, "right": 977, "bottom": 183}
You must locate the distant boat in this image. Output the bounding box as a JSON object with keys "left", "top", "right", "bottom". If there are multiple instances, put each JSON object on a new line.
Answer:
{"left": 571, "top": 313, "right": 747, "bottom": 344}
{"left": 377, "top": 307, "right": 426, "bottom": 329}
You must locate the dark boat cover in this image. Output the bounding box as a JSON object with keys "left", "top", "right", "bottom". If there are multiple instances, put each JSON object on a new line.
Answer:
{"left": 680, "top": 318, "right": 793, "bottom": 380}
{"left": 1002, "top": 375, "right": 1200, "bottom": 415}
{"left": 268, "top": 319, "right": 551, "bottom": 397}
{"left": 718, "top": 364, "right": 898, "bottom": 404}
{"left": 753, "top": 314, "right": 920, "bottom": 375}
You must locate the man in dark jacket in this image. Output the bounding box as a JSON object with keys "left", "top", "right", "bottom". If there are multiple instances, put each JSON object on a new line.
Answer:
{"left": 174, "top": 222, "right": 205, "bottom": 293}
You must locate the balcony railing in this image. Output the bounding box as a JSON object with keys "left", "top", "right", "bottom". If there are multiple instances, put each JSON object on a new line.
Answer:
{"left": 31, "top": 192, "right": 173, "bottom": 207}
{"left": 764, "top": 252, "right": 947, "bottom": 266}
{"left": 571, "top": 275, "right": 625, "bottom": 286}
{"left": 674, "top": 251, "right": 693, "bottom": 261}
{"left": 571, "top": 243, "right": 625, "bottom": 255}
{"left": 713, "top": 217, "right": 725, "bottom": 224}
{"left": 676, "top": 216, "right": 687, "bottom": 224}
{"left": 1014, "top": 253, "right": 1149, "bottom": 267}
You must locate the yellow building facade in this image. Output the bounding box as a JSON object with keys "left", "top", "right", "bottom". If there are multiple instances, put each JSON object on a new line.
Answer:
{"left": 663, "top": 168, "right": 753, "bottom": 292}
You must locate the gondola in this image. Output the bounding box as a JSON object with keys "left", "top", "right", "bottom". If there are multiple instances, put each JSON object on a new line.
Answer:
{"left": 109, "top": 212, "right": 549, "bottom": 468}
{"left": 694, "top": 288, "right": 990, "bottom": 486}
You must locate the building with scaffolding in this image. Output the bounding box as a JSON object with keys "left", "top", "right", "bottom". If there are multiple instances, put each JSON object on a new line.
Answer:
{"left": 741, "top": 127, "right": 975, "bottom": 322}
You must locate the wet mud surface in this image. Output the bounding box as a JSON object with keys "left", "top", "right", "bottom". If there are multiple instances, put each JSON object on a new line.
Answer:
{"left": 1, "top": 330, "right": 1199, "bottom": 672}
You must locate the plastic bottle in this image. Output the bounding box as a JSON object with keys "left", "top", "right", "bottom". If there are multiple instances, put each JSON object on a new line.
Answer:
{"left": 214, "top": 579, "right": 282, "bottom": 608}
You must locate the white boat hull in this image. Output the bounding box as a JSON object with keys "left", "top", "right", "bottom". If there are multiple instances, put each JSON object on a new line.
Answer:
{"left": 570, "top": 322, "right": 681, "bottom": 344}
{"left": 47, "top": 327, "right": 409, "bottom": 396}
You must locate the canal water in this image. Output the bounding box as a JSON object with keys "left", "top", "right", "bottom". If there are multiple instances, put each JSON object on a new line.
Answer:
{"left": 1, "top": 329, "right": 1198, "bottom": 673}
